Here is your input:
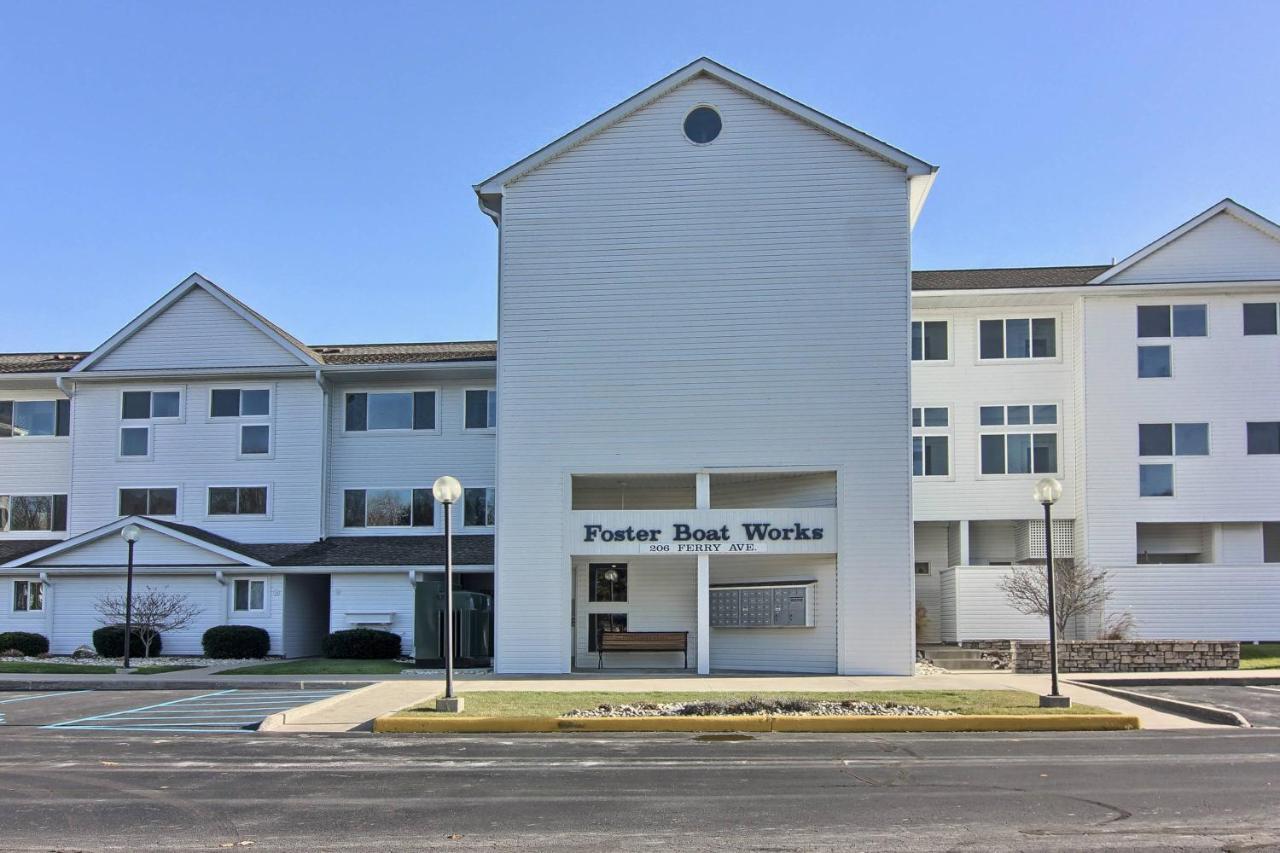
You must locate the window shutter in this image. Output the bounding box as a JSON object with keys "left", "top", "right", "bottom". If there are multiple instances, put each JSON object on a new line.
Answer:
{"left": 55, "top": 399, "right": 71, "bottom": 436}
{"left": 52, "top": 495, "right": 68, "bottom": 532}
{"left": 412, "top": 392, "right": 435, "bottom": 430}
{"left": 345, "top": 393, "right": 367, "bottom": 431}
{"left": 0, "top": 401, "right": 11, "bottom": 438}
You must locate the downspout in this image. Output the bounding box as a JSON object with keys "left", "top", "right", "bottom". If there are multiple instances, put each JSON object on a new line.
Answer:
{"left": 214, "top": 570, "right": 229, "bottom": 624}
{"left": 39, "top": 571, "right": 53, "bottom": 637}
{"left": 315, "top": 369, "right": 329, "bottom": 541}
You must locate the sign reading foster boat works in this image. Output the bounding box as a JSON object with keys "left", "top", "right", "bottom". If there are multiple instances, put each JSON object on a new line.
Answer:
{"left": 570, "top": 510, "right": 838, "bottom": 556}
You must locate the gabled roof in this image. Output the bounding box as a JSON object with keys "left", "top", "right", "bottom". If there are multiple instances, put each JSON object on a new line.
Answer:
{"left": 71, "top": 273, "right": 323, "bottom": 373}
{"left": 1089, "top": 199, "right": 1280, "bottom": 285}
{"left": 474, "top": 57, "right": 938, "bottom": 226}
{"left": 1, "top": 516, "right": 270, "bottom": 569}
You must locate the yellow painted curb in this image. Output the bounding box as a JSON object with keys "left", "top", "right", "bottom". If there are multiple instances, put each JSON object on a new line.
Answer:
{"left": 768, "top": 714, "right": 1140, "bottom": 733}
{"left": 373, "top": 712, "right": 1139, "bottom": 734}
{"left": 557, "top": 715, "right": 770, "bottom": 733}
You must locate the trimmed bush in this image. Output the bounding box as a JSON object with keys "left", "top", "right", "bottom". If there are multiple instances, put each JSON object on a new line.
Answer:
{"left": 0, "top": 631, "right": 49, "bottom": 656}
{"left": 322, "top": 628, "right": 402, "bottom": 660}
{"left": 91, "top": 625, "right": 159, "bottom": 658}
{"left": 202, "top": 625, "right": 270, "bottom": 659}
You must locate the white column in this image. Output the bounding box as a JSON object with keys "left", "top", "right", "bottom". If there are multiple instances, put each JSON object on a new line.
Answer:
{"left": 959, "top": 520, "right": 972, "bottom": 566}
{"left": 697, "top": 553, "right": 710, "bottom": 675}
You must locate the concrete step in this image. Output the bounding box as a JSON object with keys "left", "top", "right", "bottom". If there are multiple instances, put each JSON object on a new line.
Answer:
{"left": 920, "top": 648, "right": 987, "bottom": 660}
{"left": 931, "top": 658, "right": 1002, "bottom": 671}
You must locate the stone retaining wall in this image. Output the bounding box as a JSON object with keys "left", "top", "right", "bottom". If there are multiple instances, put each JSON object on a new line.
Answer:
{"left": 959, "top": 640, "right": 1240, "bottom": 672}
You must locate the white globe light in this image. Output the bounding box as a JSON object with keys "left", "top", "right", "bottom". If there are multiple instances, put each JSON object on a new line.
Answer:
{"left": 120, "top": 523, "right": 143, "bottom": 543}
{"left": 1033, "top": 477, "right": 1063, "bottom": 506}
{"left": 432, "top": 475, "right": 463, "bottom": 505}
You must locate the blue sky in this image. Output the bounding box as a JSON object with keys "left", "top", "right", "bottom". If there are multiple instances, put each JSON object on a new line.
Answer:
{"left": 2, "top": 1, "right": 1278, "bottom": 352}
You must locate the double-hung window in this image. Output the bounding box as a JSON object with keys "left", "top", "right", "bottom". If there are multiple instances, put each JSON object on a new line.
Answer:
{"left": 13, "top": 580, "right": 44, "bottom": 612}
{"left": 979, "top": 318, "right": 1056, "bottom": 360}
{"left": 118, "top": 487, "right": 178, "bottom": 516}
{"left": 979, "top": 404, "right": 1059, "bottom": 475}
{"left": 343, "top": 488, "right": 435, "bottom": 528}
{"left": 120, "top": 390, "right": 181, "bottom": 458}
{"left": 0, "top": 494, "right": 69, "bottom": 532}
{"left": 464, "top": 389, "right": 496, "bottom": 430}
{"left": 211, "top": 388, "right": 273, "bottom": 456}
{"left": 0, "top": 399, "right": 70, "bottom": 438}
{"left": 911, "top": 321, "right": 948, "bottom": 361}
{"left": 1138, "top": 423, "right": 1208, "bottom": 497}
{"left": 911, "top": 407, "right": 950, "bottom": 477}
{"left": 208, "top": 486, "right": 268, "bottom": 516}
{"left": 1244, "top": 303, "right": 1279, "bottom": 336}
{"left": 344, "top": 391, "right": 437, "bottom": 432}
{"left": 232, "top": 579, "right": 265, "bottom": 612}
{"left": 463, "top": 486, "right": 496, "bottom": 527}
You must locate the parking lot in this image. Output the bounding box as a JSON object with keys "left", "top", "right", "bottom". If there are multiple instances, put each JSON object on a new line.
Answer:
{"left": 0, "top": 688, "right": 346, "bottom": 733}
{"left": 1133, "top": 683, "right": 1280, "bottom": 727}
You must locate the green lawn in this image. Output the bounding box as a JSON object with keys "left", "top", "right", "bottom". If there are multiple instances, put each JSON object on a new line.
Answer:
{"left": 0, "top": 661, "right": 117, "bottom": 674}
{"left": 221, "top": 658, "right": 406, "bottom": 675}
{"left": 1240, "top": 643, "right": 1280, "bottom": 670}
{"left": 406, "top": 689, "right": 1111, "bottom": 718}
{"left": 130, "top": 664, "right": 202, "bottom": 675}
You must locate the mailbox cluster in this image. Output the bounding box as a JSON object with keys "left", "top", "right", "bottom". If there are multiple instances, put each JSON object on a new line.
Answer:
{"left": 709, "top": 582, "right": 816, "bottom": 628}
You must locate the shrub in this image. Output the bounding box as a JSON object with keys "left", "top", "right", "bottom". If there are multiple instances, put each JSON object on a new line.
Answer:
{"left": 202, "top": 625, "right": 271, "bottom": 659}
{"left": 0, "top": 631, "right": 49, "bottom": 656}
{"left": 92, "top": 625, "right": 159, "bottom": 658}
{"left": 322, "top": 628, "right": 401, "bottom": 659}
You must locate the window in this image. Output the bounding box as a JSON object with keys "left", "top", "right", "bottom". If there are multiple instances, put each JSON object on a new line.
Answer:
{"left": 1137, "top": 304, "right": 1207, "bottom": 338}
{"left": 588, "top": 613, "right": 627, "bottom": 652}
{"left": 463, "top": 487, "right": 496, "bottom": 527}
{"left": 240, "top": 424, "right": 271, "bottom": 455}
{"left": 0, "top": 399, "right": 69, "bottom": 438}
{"left": 344, "top": 391, "right": 436, "bottom": 432}
{"left": 1137, "top": 345, "right": 1171, "bottom": 378}
{"left": 122, "top": 390, "right": 180, "bottom": 420}
{"left": 589, "top": 564, "right": 628, "bottom": 602}
{"left": 13, "top": 580, "right": 43, "bottom": 612}
{"left": 914, "top": 562, "right": 930, "bottom": 575}
{"left": 1139, "top": 463, "right": 1174, "bottom": 497}
{"left": 1247, "top": 422, "right": 1280, "bottom": 455}
{"left": 1244, "top": 303, "right": 1279, "bottom": 336}
{"left": 342, "top": 488, "right": 435, "bottom": 528}
{"left": 119, "top": 426, "right": 150, "bottom": 457}
{"left": 979, "top": 318, "right": 1056, "bottom": 359}
{"left": 979, "top": 404, "right": 1058, "bottom": 475}
{"left": 208, "top": 486, "right": 268, "bottom": 516}
{"left": 911, "top": 407, "right": 949, "bottom": 477}
{"left": 211, "top": 388, "right": 270, "bottom": 417}
{"left": 118, "top": 488, "right": 178, "bottom": 516}
{"left": 683, "top": 106, "right": 721, "bottom": 144}
{"left": 233, "top": 579, "right": 265, "bottom": 612}
{"left": 1138, "top": 423, "right": 1209, "bottom": 456}
{"left": 464, "top": 389, "right": 496, "bottom": 429}
{"left": 0, "top": 494, "right": 68, "bottom": 532}
{"left": 911, "top": 321, "right": 948, "bottom": 361}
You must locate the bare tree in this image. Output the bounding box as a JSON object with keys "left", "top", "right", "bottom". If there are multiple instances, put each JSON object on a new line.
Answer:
{"left": 997, "top": 559, "right": 1111, "bottom": 637}
{"left": 94, "top": 586, "right": 203, "bottom": 660}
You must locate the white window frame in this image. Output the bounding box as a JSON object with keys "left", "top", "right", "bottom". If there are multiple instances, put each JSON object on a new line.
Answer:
{"left": 462, "top": 485, "right": 496, "bottom": 529}
{"left": 1243, "top": 302, "right": 1279, "bottom": 336}
{"left": 1, "top": 398, "right": 67, "bottom": 442}
{"left": 119, "top": 388, "right": 185, "bottom": 422}
{"left": 977, "top": 402, "right": 1062, "bottom": 479}
{"left": 238, "top": 423, "right": 274, "bottom": 459}
{"left": 1138, "top": 462, "right": 1176, "bottom": 499}
{"left": 910, "top": 319, "right": 951, "bottom": 364}
{"left": 1136, "top": 303, "right": 1209, "bottom": 339}
{"left": 912, "top": 406, "right": 952, "bottom": 479}
{"left": 231, "top": 578, "right": 266, "bottom": 613}
{"left": 341, "top": 486, "right": 439, "bottom": 531}
{"left": 975, "top": 315, "right": 1061, "bottom": 363}
{"left": 0, "top": 493, "right": 68, "bottom": 534}
{"left": 117, "top": 486, "right": 181, "bottom": 518}
{"left": 205, "top": 484, "right": 272, "bottom": 519}
{"left": 207, "top": 385, "right": 273, "bottom": 420}
{"left": 118, "top": 425, "right": 153, "bottom": 460}
{"left": 12, "top": 579, "right": 44, "bottom": 612}
{"left": 462, "top": 388, "right": 497, "bottom": 432}
{"left": 1137, "top": 343, "right": 1174, "bottom": 380}
{"left": 342, "top": 388, "right": 441, "bottom": 435}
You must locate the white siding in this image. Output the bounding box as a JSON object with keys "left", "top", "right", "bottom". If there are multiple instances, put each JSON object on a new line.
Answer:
{"left": 32, "top": 534, "right": 241, "bottom": 567}
{"left": 709, "top": 472, "right": 837, "bottom": 509}
{"left": 1106, "top": 565, "right": 1280, "bottom": 639}
{"left": 709, "top": 555, "right": 837, "bottom": 673}
{"left": 496, "top": 75, "right": 915, "bottom": 674}
{"left": 329, "top": 572, "right": 414, "bottom": 655}
{"left": 65, "top": 377, "right": 324, "bottom": 542}
{"left": 947, "top": 566, "right": 1048, "bottom": 641}
{"left": 1109, "top": 212, "right": 1280, "bottom": 284}
{"left": 572, "top": 556, "right": 697, "bottom": 670}
{"left": 913, "top": 522, "right": 949, "bottom": 643}
{"left": 0, "top": 385, "right": 72, "bottom": 542}
{"left": 93, "top": 288, "right": 304, "bottom": 370}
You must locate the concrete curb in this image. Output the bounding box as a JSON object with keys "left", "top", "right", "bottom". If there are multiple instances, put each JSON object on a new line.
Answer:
{"left": 0, "top": 678, "right": 377, "bottom": 692}
{"left": 1074, "top": 676, "right": 1280, "bottom": 688}
{"left": 372, "top": 713, "right": 1139, "bottom": 734}
{"left": 1067, "top": 680, "right": 1251, "bottom": 727}
{"left": 258, "top": 682, "right": 388, "bottom": 732}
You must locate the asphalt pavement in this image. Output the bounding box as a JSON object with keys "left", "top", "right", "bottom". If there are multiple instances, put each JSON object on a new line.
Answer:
{"left": 1130, "top": 683, "right": 1280, "bottom": 727}
{"left": 0, "top": 727, "right": 1277, "bottom": 850}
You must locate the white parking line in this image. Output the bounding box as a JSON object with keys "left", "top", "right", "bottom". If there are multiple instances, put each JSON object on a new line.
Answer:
{"left": 43, "top": 689, "right": 347, "bottom": 734}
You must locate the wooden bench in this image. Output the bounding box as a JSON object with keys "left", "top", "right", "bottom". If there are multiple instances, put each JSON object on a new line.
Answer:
{"left": 597, "top": 630, "right": 689, "bottom": 670}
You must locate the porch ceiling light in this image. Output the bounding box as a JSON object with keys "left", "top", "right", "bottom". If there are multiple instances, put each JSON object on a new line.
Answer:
{"left": 120, "top": 523, "right": 143, "bottom": 543}
{"left": 432, "top": 475, "right": 463, "bottom": 505}
{"left": 1033, "top": 477, "right": 1062, "bottom": 507}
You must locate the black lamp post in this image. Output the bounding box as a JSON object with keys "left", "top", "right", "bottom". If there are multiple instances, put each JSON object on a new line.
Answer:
{"left": 432, "top": 475, "right": 463, "bottom": 711}
{"left": 1033, "top": 477, "right": 1070, "bottom": 708}
{"left": 120, "top": 523, "right": 142, "bottom": 669}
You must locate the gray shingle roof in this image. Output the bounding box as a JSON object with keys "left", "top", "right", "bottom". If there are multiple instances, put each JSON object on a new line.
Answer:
{"left": 0, "top": 539, "right": 62, "bottom": 563}
{"left": 912, "top": 265, "right": 1111, "bottom": 291}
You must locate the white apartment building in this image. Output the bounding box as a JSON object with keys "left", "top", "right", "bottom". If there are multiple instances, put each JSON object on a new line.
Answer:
{"left": 2, "top": 59, "right": 1277, "bottom": 673}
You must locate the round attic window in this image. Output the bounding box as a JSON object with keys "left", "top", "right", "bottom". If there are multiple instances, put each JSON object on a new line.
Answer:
{"left": 683, "top": 106, "right": 722, "bottom": 144}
